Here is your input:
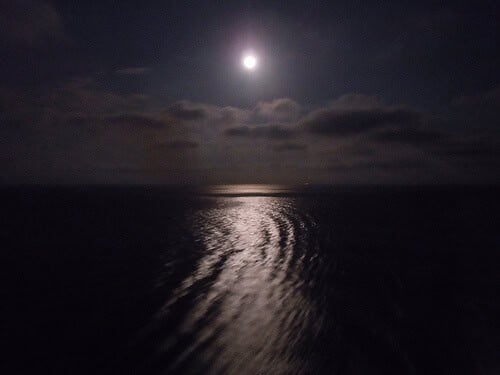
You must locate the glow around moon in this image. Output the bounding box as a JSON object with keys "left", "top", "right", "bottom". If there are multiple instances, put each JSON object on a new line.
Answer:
{"left": 242, "top": 54, "right": 257, "bottom": 70}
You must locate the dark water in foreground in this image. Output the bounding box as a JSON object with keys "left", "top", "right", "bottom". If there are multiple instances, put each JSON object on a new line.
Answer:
{"left": 2, "top": 185, "right": 500, "bottom": 374}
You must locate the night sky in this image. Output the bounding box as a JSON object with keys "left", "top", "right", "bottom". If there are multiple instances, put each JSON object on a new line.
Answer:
{"left": 1, "top": 0, "right": 499, "bottom": 184}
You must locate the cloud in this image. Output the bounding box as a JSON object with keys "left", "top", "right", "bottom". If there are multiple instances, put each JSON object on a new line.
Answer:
{"left": 162, "top": 99, "right": 301, "bottom": 129}
{"left": 273, "top": 143, "right": 307, "bottom": 152}
{"left": 104, "top": 114, "right": 167, "bottom": 128}
{"left": 2, "top": 86, "right": 498, "bottom": 184}
{"left": 115, "top": 67, "right": 150, "bottom": 76}
{"left": 158, "top": 140, "right": 199, "bottom": 149}
{"left": 0, "top": 0, "right": 66, "bottom": 44}
{"left": 225, "top": 124, "right": 294, "bottom": 140}
{"left": 302, "top": 106, "right": 421, "bottom": 136}
{"left": 164, "top": 101, "right": 208, "bottom": 121}
{"left": 430, "top": 139, "right": 500, "bottom": 159}
{"left": 253, "top": 98, "right": 302, "bottom": 121}
{"left": 370, "top": 127, "right": 445, "bottom": 145}
{"left": 328, "top": 158, "right": 431, "bottom": 172}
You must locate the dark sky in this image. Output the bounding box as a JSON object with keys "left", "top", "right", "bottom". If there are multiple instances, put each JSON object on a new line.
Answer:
{"left": 1, "top": 0, "right": 499, "bottom": 184}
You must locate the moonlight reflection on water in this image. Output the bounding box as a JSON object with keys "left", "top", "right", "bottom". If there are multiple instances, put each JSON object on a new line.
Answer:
{"left": 155, "top": 197, "right": 318, "bottom": 374}
{"left": 2, "top": 187, "right": 498, "bottom": 374}
{"left": 130, "top": 188, "right": 498, "bottom": 375}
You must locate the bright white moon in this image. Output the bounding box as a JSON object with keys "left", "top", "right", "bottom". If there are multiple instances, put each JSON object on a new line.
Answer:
{"left": 242, "top": 54, "right": 257, "bottom": 70}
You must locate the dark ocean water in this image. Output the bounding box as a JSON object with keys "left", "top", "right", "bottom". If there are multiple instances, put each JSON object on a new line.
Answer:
{"left": 1, "top": 185, "right": 500, "bottom": 374}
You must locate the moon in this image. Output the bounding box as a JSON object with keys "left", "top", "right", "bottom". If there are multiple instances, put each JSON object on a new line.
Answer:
{"left": 242, "top": 54, "right": 257, "bottom": 70}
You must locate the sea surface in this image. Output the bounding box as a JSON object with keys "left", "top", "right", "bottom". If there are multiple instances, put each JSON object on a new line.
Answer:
{"left": 1, "top": 185, "right": 499, "bottom": 374}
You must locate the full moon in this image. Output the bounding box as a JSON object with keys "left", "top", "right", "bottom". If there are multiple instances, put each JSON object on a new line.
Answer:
{"left": 242, "top": 54, "right": 257, "bottom": 70}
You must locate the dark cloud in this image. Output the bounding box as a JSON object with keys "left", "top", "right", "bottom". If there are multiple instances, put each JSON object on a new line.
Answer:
{"left": 370, "top": 127, "right": 445, "bottom": 145}
{"left": 2, "top": 83, "right": 498, "bottom": 184}
{"left": 273, "top": 143, "right": 307, "bottom": 152}
{"left": 164, "top": 101, "right": 207, "bottom": 121}
{"left": 225, "top": 125, "right": 294, "bottom": 140}
{"left": 159, "top": 140, "right": 199, "bottom": 149}
{"left": 431, "top": 139, "right": 500, "bottom": 159}
{"left": 328, "top": 159, "right": 431, "bottom": 172}
{"left": 218, "top": 106, "right": 251, "bottom": 125}
{"left": 104, "top": 114, "right": 166, "bottom": 128}
{"left": 0, "top": 0, "right": 66, "bottom": 44}
{"left": 97, "top": 166, "right": 144, "bottom": 175}
{"left": 253, "top": 98, "right": 302, "bottom": 122}
{"left": 302, "top": 107, "right": 421, "bottom": 136}
{"left": 224, "top": 126, "right": 251, "bottom": 137}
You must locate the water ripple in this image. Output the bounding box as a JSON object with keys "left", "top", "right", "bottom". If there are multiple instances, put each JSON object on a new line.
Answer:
{"left": 148, "top": 197, "right": 319, "bottom": 374}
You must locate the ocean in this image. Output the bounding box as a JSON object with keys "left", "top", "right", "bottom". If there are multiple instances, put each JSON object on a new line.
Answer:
{"left": 2, "top": 185, "right": 499, "bottom": 374}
